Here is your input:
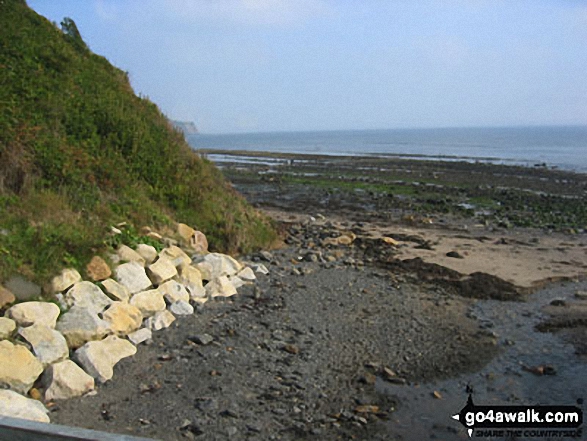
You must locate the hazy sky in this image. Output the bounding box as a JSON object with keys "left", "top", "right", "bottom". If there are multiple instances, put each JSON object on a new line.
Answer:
{"left": 28, "top": 0, "right": 587, "bottom": 134}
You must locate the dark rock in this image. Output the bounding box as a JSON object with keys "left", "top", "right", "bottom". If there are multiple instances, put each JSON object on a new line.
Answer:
{"left": 446, "top": 251, "right": 464, "bottom": 259}
{"left": 189, "top": 334, "right": 214, "bottom": 345}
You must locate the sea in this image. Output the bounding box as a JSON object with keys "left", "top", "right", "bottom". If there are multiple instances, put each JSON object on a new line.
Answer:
{"left": 186, "top": 126, "right": 587, "bottom": 173}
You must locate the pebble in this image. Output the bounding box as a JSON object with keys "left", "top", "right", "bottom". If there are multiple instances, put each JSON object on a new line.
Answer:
{"left": 283, "top": 344, "right": 300, "bottom": 355}
{"left": 190, "top": 334, "right": 214, "bottom": 345}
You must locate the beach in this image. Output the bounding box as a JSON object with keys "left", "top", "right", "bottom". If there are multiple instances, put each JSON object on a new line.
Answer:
{"left": 49, "top": 154, "right": 587, "bottom": 440}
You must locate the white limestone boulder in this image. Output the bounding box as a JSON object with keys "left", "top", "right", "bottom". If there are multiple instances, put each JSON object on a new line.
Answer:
{"left": 146, "top": 258, "right": 178, "bottom": 285}
{"left": 144, "top": 310, "right": 176, "bottom": 331}
{"left": 100, "top": 278, "right": 130, "bottom": 303}
{"left": 251, "top": 263, "right": 269, "bottom": 275}
{"left": 43, "top": 360, "right": 95, "bottom": 401}
{"left": 117, "top": 244, "right": 146, "bottom": 266}
{"left": 114, "top": 262, "right": 152, "bottom": 294}
{"left": 229, "top": 276, "right": 246, "bottom": 289}
{"left": 176, "top": 265, "right": 206, "bottom": 302}
{"left": 0, "top": 340, "right": 43, "bottom": 394}
{"left": 17, "top": 324, "right": 69, "bottom": 367}
{"left": 200, "top": 253, "right": 243, "bottom": 279}
{"left": 7, "top": 301, "right": 61, "bottom": 328}
{"left": 177, "top": 223, "right": 196, "bottom": 244}
{"left": 237, "top": 267, "right": 257, "bottom": 282}
{"left": 177, "top": 224, "right": 208, "bottom": 253}
{"left": 51, "top": 268, "right": 82, "bottom": 293}
{"left": 129, "top": 289, "right": 165, "bottom": 318}
{"left": 135, "top": 243, "right": 158, "bottom": 264}
{"left": 193, "top": 261, "right": 213, "bottom": 281}
{"left": 177, "top": 264, "right": 203, "bottom": 286}
{"left": 158, "top": 280, "right": 190, "bottom": 304}
{"left": 64, "top": 281, "right": 112, "bottom": 314}
{"left": 0, "top": 390, "right": 50, "bottom": 423}
{"left": 158, "top": 245, "right": 191, "bottom": 268}
{"left": 169, "top": 300, "right": 194, "bottom": 316}
{"left": 127, "top": 328, "right": 152, "bottom": 345}
{"left": 55, "top": 306, "right": 111, "bottom": 349}
{"left": 0, "top": 317, "right": 16, "bottom": 339}
{"left": 102, "top": 302, "right": 143, "bottom": 336}
{"left": 205, "top": 276, "right": 238, "bottom": 298}
{"left": 74, "top": 335, "right": 137, "bottom": 383}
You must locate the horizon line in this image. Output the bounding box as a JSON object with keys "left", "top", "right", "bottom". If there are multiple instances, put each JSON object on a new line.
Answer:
{"left": 189, "top": 124, "right": 587, "bottom": 137}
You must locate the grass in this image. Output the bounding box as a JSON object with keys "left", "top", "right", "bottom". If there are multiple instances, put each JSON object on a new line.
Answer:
{"left": 0, "top": 0, "right": 276, "bottom": 288}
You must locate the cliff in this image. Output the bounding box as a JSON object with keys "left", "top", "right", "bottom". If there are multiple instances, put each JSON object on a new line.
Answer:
{"left": 172, "top": 121, "right": 199, "bottom": 135}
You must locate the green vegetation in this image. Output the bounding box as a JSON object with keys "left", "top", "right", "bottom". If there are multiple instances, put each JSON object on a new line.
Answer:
{"left": 0, "top": 0, "right": 276, "bottom": 285}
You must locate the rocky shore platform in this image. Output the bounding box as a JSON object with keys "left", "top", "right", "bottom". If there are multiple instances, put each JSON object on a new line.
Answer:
{"left": 28, "top": 154, "right": 587, "bottom": 439}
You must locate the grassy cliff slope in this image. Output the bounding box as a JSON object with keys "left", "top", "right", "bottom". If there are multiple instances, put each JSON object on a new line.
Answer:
{"left": 0, "top": 0, "right": 275, "bottom": 285}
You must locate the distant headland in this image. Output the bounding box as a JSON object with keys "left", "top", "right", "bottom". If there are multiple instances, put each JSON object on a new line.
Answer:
{"left": 172, "top": 120, "right": 199, "bottom": 135}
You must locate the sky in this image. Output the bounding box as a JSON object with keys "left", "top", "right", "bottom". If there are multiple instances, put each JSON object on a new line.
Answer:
{"left": 28, "top": 0, "right": 587, "bottom": 134}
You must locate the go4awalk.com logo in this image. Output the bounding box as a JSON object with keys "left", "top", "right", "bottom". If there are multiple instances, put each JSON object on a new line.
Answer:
{"left": 452, "top": 395, "right": 583, "bottom": 438}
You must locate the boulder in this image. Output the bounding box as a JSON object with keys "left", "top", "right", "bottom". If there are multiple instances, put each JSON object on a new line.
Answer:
{"left": 17, "top": 325, "right": 69, "bottom": 367}
{"left": 191, "top": 230, "right": 209, "bottom": 254}
{"left": 0, "top": 390, "right": 50, "bottom": 423}
{"left": 158, "top": 280, "right": 190, "bottom": 304}
{"left": 7, "top": 301, "right": 61, "bottom": 328}
{"left": 146, "top": 258, "right": 178, "bottom": 285}
{"left": 0, "top": 340, "right": 43, "bottom": 394}
{"left": 55, "top": 306, "right": 111, "bottom": 349}
{"left": 5, "top": 275, "right": 41, "bottom": 301}
{"left": 64, "top": 281, "right": 112, "bottom": 314}
{"left": 51, "top": 268, "right": 82, "bottom": 293}
{"left": 114, "top": 262, "right": 152, "bottom": 294}
{"left": 177, "top": 264, "right": 203, "bottom": 285}
{"left": 117, "top": 244, "right": 146, "bottom": 266}
{"left": 177, "top": 223, "right": 196, "bottom": 244}
{"left": 145, "top": 310, "right": 176, "bottom": 331}
{"left": 129, "top": 289, "right": 166, "bottom": 317}
{"left": 86, "top": 256, "right": 112, "bottom": 281}
{"left": 229, "top": 276, "right": 245, "bottom": 289}
{"left": 146, "top": 231, "right": 163, "bottom": 241}
{"left": 102, "top": 302, "right": 143, "bottom": 336}
{"left": 205, "top": 276, "right": 238, "bottom": 298}
{"left": 0, "top": 284, "right": 16, "bottom": 308}
{"left": 135, "top": 244, "right": 158, "bottom": 264}
{"left": 190, "top": 292, "right": 208, "bottom": 304}
{"left": 43, "top": 360, "right": 95, "bottom": 401}
{"left": 237, "top": 267, "right": 256, "bottom": 282}
{"left": 251, "top": 263, "right": 269, "bottom": 275}
{"left": 169, "top": 300, "right": 194, "bottom": 316}
{"left": 177, "top": 224, "right": 208, "bottom": 253}
{"left": 199, "top": 253, "right": 243, "bottom": 279}
{"left": 158, "top": 246, "right": 191, "bottom": 268}
{"left": 0, "top": 317, "right": 16, "bottom": 339}
{"left": 100, "top": 278, "right": 130, "bottom": 302}
{"left": 193, "top": 261, "right": 214, "bottom": 281}
{"left": 74, "top": 336, "right": 137, "bottom": 383}
{"left": 127, "top": 328, "right": 152, "bottom": 345}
